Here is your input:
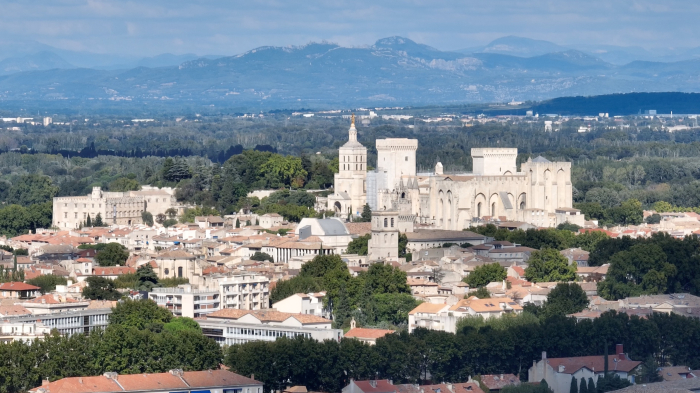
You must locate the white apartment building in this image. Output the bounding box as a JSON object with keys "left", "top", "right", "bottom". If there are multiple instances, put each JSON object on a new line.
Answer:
{"left": 148, "top": 285, "right": 220, "bottom": 318}
{"left": 2, "top": 308, "right": 112, "bottom": 336}
{"left": 197, "top": 308, "right": 341, "bottom": 346}
{"left": 214, "top": 274, "right": 270, "bottom": 311}
{"left": 272, "top": 291, "right": 329, "bottom": 318}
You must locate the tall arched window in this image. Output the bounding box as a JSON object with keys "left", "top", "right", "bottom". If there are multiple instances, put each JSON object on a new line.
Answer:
{"left": 384, "top": 218, "right": 388, "bottom": 228}
{"left": 491, "top": 202, "right": 496, "bottom": 217}
{"left": 477, "top": 202, "right": 482, "bottom": 217}
{"left": 391, "top": 218, "right": 394, "bottom": 227}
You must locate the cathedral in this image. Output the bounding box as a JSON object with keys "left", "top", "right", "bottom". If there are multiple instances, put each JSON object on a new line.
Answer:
{"left": 328, "top": 118, "right": 584, "bottom": 231}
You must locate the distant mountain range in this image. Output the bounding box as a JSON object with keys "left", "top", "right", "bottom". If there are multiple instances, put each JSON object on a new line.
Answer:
{"left": 2, "top": 36, "right": 700, "bottom": 108}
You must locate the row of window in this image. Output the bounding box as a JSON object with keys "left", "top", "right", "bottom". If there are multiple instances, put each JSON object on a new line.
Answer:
{"left": 225, "top": 327, "right": 313, "bottom": 339}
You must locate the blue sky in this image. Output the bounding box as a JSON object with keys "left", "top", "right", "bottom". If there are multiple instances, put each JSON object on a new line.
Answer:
{"left": 3, "top": 0, "right": 700, "bottom": 56}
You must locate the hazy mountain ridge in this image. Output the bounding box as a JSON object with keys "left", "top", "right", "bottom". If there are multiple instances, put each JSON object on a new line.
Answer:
{"left": 1, "top": 36, "right": 700, "bottom": 107}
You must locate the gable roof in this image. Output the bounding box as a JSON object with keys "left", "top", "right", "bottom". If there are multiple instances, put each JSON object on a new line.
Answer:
{"left": 408, "top": 303, "right": 449, "bottom": 315}
{"left": 479, "top": 374, "right": 520, "bottom": 390}
{"left": 545, "top": 355, "right": 641, "bottom": 374}
{"left": 0, "top": 282, "right": 40, "bottom": 291}
{"left": 352, "top": 380, "right": 397, "bottom": 393}
{"left": 205, "top": 309, "right": 332, "bottom": 325}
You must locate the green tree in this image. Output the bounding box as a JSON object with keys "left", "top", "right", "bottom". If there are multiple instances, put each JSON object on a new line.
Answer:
{"left": 361, "top": 204, "right": 372, "bottom": 222}
{"left": 525, "top": 248, "right": 577, "bottom": 283}
{"left": 260, "top": 155, "right": 308, "bottom": 188}
{"left": 82, "top": 276, "right": 122, "bottom": 300}
{"left": 637, "top": 356, "right": 662, "bottom": 384}
{"left": 464, "top": 263, "right": 507, "bottom": 288}
{"left": 94, "top": 212, "right": 104, "bottom": 227}
{"left": 95, "top": 243, "right": 130, "bottom": 267}
{"left": 251, "top": 252, "right": 273, "bottom": 262}
{"left": 579, "top": 378, "right": 588, "bottom": 393}
{"left": 346, "top": 234, "right": 370, "bottom": 255}
{"left": 155, "top": 213, "right": 166, "bottom": 224}
{"left": 135, "top": 263, "right": 159, "bottom": 290}
{"left": 468, "top": 287, "right": 491, "bottom": 299}
{"left": 86, "top": 213, "right": 92, "bottom": 227}
{"left": 587, "top": 378, "right": 595, "bottom": 393}
{"left": 109, "top": 177, "right": 140, "bottom": 191}
{"left": 399, "top": 233, "right": 409, "bottom": 260}
{"left": 26, "top": 274, "right": 67, "bottom": 294}
{"left": 569, "top": 376, "right": 578, "bottom": 393}
{"left": 163, "top": 218, "right": 178, "bottom": 227}
{"left": 165, "top": 207, "right": 178, "bottom": 218}
{"left": 543, "top": 283, "right": 589, "bottom": 317}
{"left": 163, "top": 317, "right": 201, "bottom": 332}
{"left": 235, "top": 218, "right": 240, "bottom": 228}
{"left": 141, "top": 211, "right": 154, "bottom": 226}
{"left": 6, "top": 174, "right": 59, "bottom": 206}
{"left": 645, "top": 214, "right": 661, "bottom": 224}
{"left": 109, "top": 299, "right": 172, "bottom": 330}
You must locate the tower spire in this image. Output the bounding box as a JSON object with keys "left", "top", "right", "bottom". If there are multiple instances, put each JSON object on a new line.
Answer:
{"left": 348, "top": 113, "right": 357, "bottom": 142}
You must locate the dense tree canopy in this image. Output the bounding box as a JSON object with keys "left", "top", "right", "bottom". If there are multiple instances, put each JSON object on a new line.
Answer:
{"left": 94, "top": 243, "right": 130, "bottom": 267}
{"left": 525, "top": 248, "right": 577, "bottom": 283}
{"left": 463, "top": 263, "right": 507, "bottom": 288}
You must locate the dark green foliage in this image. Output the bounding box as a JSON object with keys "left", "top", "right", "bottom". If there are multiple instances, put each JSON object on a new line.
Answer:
{"left": 163, "top": 218, "right": 178, "bottom": 227}
{"left": 360, "top": 204, "right": 372, "bottom": 222}
{"left": 542, "top": 283, "right": 590, "bottom": 317}
{"left": 82, "top": 276, "right": 122, "bottom": 300}
{"left": 94, "top": 243, "right": 130, "bottom": 267}
{"left": 109, "top": 299, "right": 173, "bottom": 330}
{"left": 135, "top": 264, "right": 159, "bottom": 290}
{"left": 26, "top": 274, "right": 67, "bottom": 294}
{"left": 226, "top": 310, "right": 700, "bottom": 393}
{"left": 595, "top": 374, "right": 631, "bottom": 392}
{"left": 464, "top": 263, "right": 507, "bottom": 288}
{"left": 270, "top": 255, "right": 410, "bottom": 326}
{"left": 557, "top": 222, "right": 581, "bottom": 232}
{"left": 502, "top": 383, "right": 553, "bottom": 393}
{"left": 645, "top": 213, "right": 661, "bottom": 224}
{"left": 470, "top": 225, "right": 608, "bottom": 252}
{"left": 569, "top": 376, "right": 578, "bottom": 393}
{"left": 579, "top": 377, "right": 588, "bottom": 393}
{"left": 0, "top": 265, "right": 24, "bottom": 283}
{"left": 250, "top": 252, "right": 273, "bottom": 262}
{"left": 637, "top": 356, "right": 662, "bottom": 383}
{"left": 0, "top": 202, "right": 53, "bottom": 236}
{"left": 86, "top": 214, "right": 92, "bottom": 227}
{"left": 587, "top": 378, "right": 595, "bottom": 393}
{"left": 141, "top": 211, "right": 154, "bottom": 226}
{"left": 159, "top": 277, "right": 189, "bottom": 287}
{"left": 468, "top": 286, "right": 491, "bottom": 299}
{"left": 525, "top": 248, "right": 576, "bottom": 283}
{"left": 163, "top": 317, "right": 201, "bottom": 332}
{"left": 6, "top": 174, "right": 59, "bottom": 206}
{"left": 346, "top": 234, "right": 370, "bottom": 256}
{"left": 399, "top": 233, "right": 409, "bottom": 258}
{"left": 109, "top": 177, "right": 140, "bottom": 191}
{"left": 93, "top": 213, "right": 104, "bottom": 227}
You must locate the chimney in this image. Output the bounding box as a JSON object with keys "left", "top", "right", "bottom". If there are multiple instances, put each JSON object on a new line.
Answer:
{"left": 558, "top": 365, "right": 565, "bottom": 373}
{"left": 616, "top": 344, "right": 625, "bottom": 360}
{"left": 42, "top": 378, "right": 49, "bottom": 386}
{"left": 542, "top": 351, "right": 547, "bottom": 360}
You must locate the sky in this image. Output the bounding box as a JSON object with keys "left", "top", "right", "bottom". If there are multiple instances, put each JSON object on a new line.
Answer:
{"left": 3, "top": 0, "right": 700, "bottom": 57}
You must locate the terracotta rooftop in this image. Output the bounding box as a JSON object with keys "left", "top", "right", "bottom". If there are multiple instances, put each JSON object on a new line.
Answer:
{"left": 545, "top": 354, "right": 641, "bottom": 374}
{"left": 206, "top": 309, "right": 332, "bottom": 325}
{"left": 408, "top": 302, "right": 448, "bottom": 315}
{"left": 0, "top": 282, "right": 40, "bottom": 291}
{"left": 344, "top": 327, "right": 394, "bottom": 340}
{"left": 93, "top": 266, "right": 136, "bottom": 276}
{"left": 480, "top": 374, "right": 520, "bottom": 390}
{"left": 29, "top": 369, "right": 260, "bottom": 393}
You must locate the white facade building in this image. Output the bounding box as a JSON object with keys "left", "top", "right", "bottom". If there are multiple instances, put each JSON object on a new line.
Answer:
{"left": 148, "top": 285, "right": 220, "bottom": 318}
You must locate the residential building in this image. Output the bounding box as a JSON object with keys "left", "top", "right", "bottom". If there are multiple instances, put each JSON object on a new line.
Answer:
{"left": 528, "top": 345, "right": 641, "bottom": 393}
{"left": 344, "top": 319, "right": 394, "bottom": 345}
{"left": 216, "top": 273, "right": 270, "bottom": 310}
{"left": 408, "top": 297, "right": 522, "bottom": 333}
{"left": 2, "top": 307, "right": 111, "bottom": 336}
{"left": 20, "top": 294, "right": 90, "bottom": 315}
{"left": 197, "top": 308, "right": 341, "bottom": 346}
{"left": 658, "top": 366, "right": 698, "bottom": 381}
{"left": 0, "top": 282, "right": 41, "bottom": 299}
{"left": 343, "top": 380, "right": 398, "bottom": 393}
{"left": 29, "top": 369, "right": 262, "bottom": 393}
{"left": 259, "top": 213, "right": 284, "bottom": 229}
{"left": 479, "top": 374, "right": 520, "bottom": 392}
{"left": 295, "top": 217, "right": 354, "bottom": 254}
{"left": 272, "top": 291, "right": 329, "bottom": 318}
{"left": 148, "top": 285, "right": 220, "bottom": 318}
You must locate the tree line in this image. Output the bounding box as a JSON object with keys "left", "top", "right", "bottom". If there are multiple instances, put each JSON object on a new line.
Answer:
{"left": 0, "top": 299, "right": 221, "bottom": 393}
{"left": 225, "top": 310, "right": 700, "bottom": 393}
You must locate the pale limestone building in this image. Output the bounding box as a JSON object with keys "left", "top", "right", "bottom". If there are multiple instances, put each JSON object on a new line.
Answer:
{"left": 52, "top": 186, "right": 176, "bottom": 229}
{"left": 327, "top": 115, "right": 367, "bottom": 218}
{"left": 328, "top": 120, "right": 580, "bottom": 229}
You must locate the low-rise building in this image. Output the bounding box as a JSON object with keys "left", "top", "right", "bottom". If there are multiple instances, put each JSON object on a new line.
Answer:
{"left": 0, "top": 282, "right": 41, "bottom": 299}
{"left": 408, "top": 296, "right": 522, "bottom": 333}
{"left": 2, "top": 307, "right": 112, "bottom": 336}
{"left": 272, "top": 291, "right": 329, "bottom": 318}
{"left": 197, "top": 308, "right": 341, "bottom": 346}
{"left": 528, "top": 345, "right": 641, "bottom": 393}
{"left": 216, "top": 273, "right": 270, "bottom": 310}
{"left": 344, "top": 319, "right": 394, "bottom": 345}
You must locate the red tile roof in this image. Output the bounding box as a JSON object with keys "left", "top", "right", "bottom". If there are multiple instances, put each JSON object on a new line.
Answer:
{"left": 92, "top": 266, "right": 136, "bottom": 276}
{"left": 480, "top": 374, "right": 520, "bottom": 390}
{"left": 352, "top": 380, "right": 397, "bottom": 393}
{"left": 0, "top": 282, "right": 40, "bottom": 291}
{"left": 30, "top": 369, "right": 260, "bottom": 393}
{"left": 344, "top": 327, "right": 394, "bottom": 340}
{"left": 545, "top": 355, "right": 641, "bottom": 374}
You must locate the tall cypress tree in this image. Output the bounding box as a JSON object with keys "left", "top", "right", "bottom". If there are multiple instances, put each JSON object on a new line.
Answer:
{"left": 579, "top": 377, "right": 588, "bottom": 393}
{"left": 587, "top": 378, "right": 595, "bottom": 393}
{"left": 569, "top": 377, "right": 578, "bottom": 393}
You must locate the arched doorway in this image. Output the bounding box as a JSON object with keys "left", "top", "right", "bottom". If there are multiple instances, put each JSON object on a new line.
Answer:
{"left": 334, "top": 202, "right": 341, "bottom": 214}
